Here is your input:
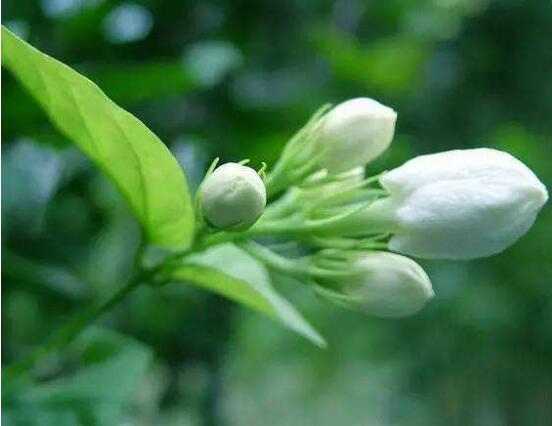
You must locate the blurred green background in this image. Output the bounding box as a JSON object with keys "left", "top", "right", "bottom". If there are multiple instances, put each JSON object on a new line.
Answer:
{"left": 2, "top": 0, "right": 552, "bottom": 425}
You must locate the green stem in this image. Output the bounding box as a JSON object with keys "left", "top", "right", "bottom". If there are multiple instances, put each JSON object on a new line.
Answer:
{"left": 238, "top": 240, "right": 358, "bottom": 279}
{"left": 197, "top": 205, "right": 379, "bottom": 247}
{"left": 261, "top": 189, "right": 300, "bottom": 220}
{"left": 3, "top": 224, "right": 233, "bottom": 381}
{"left": 239, "top": 240, "right": 307, "bottom": 277}
{"left": 312, "top": 197, "right": 398, "bottom": 237}
{"left": 4, "top": 271, "right": 146, "bottom": 381}
{"left": 308, "top": 236, "right": 389, "bottom": 250}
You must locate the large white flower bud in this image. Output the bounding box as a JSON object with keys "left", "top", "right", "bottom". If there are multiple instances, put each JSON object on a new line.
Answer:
{"left": 376, "top": 148, "right": 548, "bottom": 259}
{"left": 318, "top": 98, "right": 397, "bottom": 174}
{"left": 316, "top": 252, "right": 434, "bottom": 318}
{"left": 199, "top": 162, "right": 267, "bottom": 230}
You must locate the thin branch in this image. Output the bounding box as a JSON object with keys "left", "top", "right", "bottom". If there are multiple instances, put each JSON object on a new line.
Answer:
{"left": 4, "top": 271, "right": 147, "bottom": 381}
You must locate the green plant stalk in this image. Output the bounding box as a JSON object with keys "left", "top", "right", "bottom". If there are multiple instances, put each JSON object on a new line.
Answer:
{"left": 4, "top": 229, "right": 209, "bottom": 380}
{"left": 4, "top": 225, "right": 264, "bottom": 379}
{"left": 3, "top": 272, "right": 144, "bottom": 381}
{"left": 3, "top": 224, "right": 250, "bottom": 380}
{"left": 3, "top": 179, "right": 392, "bottom": 379}
{"left": 238, "top": 240, "right": 362, "bottom": 280}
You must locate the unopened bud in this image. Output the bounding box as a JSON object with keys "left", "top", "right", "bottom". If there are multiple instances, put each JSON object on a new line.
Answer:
{"left": 323, "top": 148, "right": 548, "bottom": 260}
{"left": 315, "top": 251, "right": 434, "bottom": 318}
{"left": 318, "top": 98, "right": 397, "bottom": 174}
{"left": 379, "top": 148, "right": 548, "bottom": 259}
{"left": 199, "top": 162, "right": 267, "bottom": 231}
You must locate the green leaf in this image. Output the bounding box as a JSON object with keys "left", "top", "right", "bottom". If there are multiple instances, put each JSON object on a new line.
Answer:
{"left": 1, "top": 26, "right": 194, "bottom": 248}
{"left": 3, "top": 328, "right": 153, "bottom": 426}
{"left": 4, "top": 60, "right": 197, "bottom": 139}
{"left": 169, "top": 244, "right": 326, "bottom": 347}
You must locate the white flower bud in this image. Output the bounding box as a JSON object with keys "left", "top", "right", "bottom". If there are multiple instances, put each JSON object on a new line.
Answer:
{"left": 316, "top": 252, "right": 434, "bottom": 318}
{"left": 318, "top": 98, "right": 397, "bottom": 174}
{"left": 376, "top": 148, "right": 548, "bottom": 259}
{"left": 199, "top": 162, "right": 267, "bottom": 230}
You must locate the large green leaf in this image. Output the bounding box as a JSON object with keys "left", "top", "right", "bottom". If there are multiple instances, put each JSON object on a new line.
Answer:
{"left": 1, "top": 27, "right": 194, "bottom": 248}
{"left": 170, "top": 244, "right": 326, "bottom": 347}
{"left": 3, "top": 328, "right": 153, "bottom": 426}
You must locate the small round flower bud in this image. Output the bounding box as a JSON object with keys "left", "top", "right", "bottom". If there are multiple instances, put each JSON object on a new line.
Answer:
{"left": 316, "top": 252, "right": 434, "bottom": 318}
{"left": 371, "top": 148, "right": 548, "bottom": 259}
{"left": 199, "top": 162, "right": 267, "bottom": 230}
{"left": 318, "top": 97, "right": 397, "bottom": 174}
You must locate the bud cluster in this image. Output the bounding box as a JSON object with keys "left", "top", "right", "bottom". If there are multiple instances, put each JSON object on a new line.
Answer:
{"left": 196, "top": 97, "right": 548, "bottom": 319}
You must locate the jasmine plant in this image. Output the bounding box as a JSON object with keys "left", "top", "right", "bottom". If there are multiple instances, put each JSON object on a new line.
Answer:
{"left": 1, "top": 25, "right": 548, "bottom": 384}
